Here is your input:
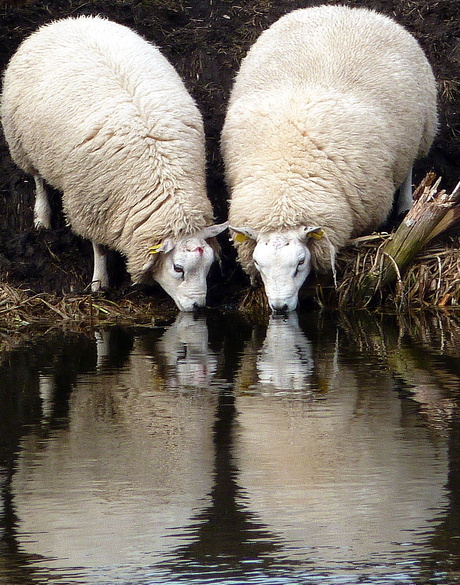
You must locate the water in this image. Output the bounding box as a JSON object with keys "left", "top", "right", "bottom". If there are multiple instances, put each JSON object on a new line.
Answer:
{"left": 0, "top": 310, "right": 459, "bottom": 585}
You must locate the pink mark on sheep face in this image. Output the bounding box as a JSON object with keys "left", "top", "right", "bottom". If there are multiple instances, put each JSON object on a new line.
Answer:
{"left": 195, "top": 247, "right": 204, "bottom": 256}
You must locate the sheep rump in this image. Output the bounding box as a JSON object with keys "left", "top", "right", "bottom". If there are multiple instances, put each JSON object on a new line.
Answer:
{"left": 1, "top": 15, "right": 216, "bottom": 284}
{"left": 222, "top": 5, "right": 438, "bottom": 279}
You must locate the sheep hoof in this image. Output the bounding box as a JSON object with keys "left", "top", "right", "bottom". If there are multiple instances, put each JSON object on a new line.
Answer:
{"left": 34, "top": 215, "right": 51, "bottom": 230}
{"left": 91, "top": 280, "right": 104, "bottom": 293}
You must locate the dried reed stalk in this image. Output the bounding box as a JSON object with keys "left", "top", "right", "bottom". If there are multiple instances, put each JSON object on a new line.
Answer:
{"left": 239, "top": 284, "right": 270, "bottom": 313}
{"left": 353, "top": 173, "right": 460, "bottom": 306}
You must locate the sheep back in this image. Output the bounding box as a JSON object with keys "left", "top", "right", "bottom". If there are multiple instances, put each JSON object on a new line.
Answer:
{"left": 1, "top": 16, "right": 214, "bottom": 282}
{"left": 222, "top": 5, "right": 438, "bottom": 275}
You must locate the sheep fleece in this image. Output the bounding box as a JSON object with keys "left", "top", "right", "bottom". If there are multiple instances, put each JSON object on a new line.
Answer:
{"left": 222, "top": 5, "right": 438, "bottom": 276}
{"left": 1, "top": 16, "right": 215, "bottom": 282}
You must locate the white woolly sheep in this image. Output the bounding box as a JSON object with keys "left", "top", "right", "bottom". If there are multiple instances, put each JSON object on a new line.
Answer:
{"left": 222, "top": 5, "right": 438, "bottom": 312}
{"left": 1, "top": 15, "right": 227, "bottom": 311}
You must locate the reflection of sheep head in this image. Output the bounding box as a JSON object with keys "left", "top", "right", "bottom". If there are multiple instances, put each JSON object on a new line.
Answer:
{"left": 257, "top": 314, "right": 313, "bottom": 392}
{"left": 223, "top": 5, "right": 437, "bottom": 312}
{"left": 236, "top": 314, "right": 313, "bottom": 394}
{"left": 155, "top": 313, "right": 218, "bottom": 390}
{"left": 94, "top": 316, "right": 217, "bottom": 414}
{"left": 1, "top": 16, "right": 227, "bottom": 310}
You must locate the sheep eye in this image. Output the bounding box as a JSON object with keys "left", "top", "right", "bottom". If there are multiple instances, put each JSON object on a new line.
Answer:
{"left": 173, "top": 264, "right": 184, "bottom": 275}
{"left": 294, "top": 258, "right": 305, "bottom": 277}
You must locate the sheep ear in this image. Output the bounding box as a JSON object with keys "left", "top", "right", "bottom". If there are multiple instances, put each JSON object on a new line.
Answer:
{"left": 200, "top": 222, "right": 228, "bottom": 239}
{"left": 149, "top": 238, "right": 175, "bottom": 255}
{"left": 299, "top": 226, "right": 324, "bottom": 242}
{"left": 141, "top": 256, "right": 156, "bottom": 273}
{"left": 229, "top": 225, "right": 259, "bottom": 242}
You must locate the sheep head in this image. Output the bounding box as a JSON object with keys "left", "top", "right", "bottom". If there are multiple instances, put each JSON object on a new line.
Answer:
{"left": 230, "top": 225, "right": 324, "bottom": 313}
{"left": 144, "top": 223, "right": 228, "bottom": 311}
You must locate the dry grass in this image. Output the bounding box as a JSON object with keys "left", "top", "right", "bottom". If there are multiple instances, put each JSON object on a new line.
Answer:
{"left": 239, "top": 284, "right": 270, "bottom": 314}
{"left": 0, "top": 283, "right": 174, "bottom": 329}
{"left": 0, "top": 284, "right": 181, "bottom": 356}
{"left": 328, "top": 231, "right": 460, "bottom": 310}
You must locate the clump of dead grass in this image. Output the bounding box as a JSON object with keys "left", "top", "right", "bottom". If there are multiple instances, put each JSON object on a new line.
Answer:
{"left": 0, "top": 283, "right": 173, "bottom": 329}
{"left": 239, "top": 284, "right": 270, "bottom": 314}
{"left": 329, "top": 231, "right": 460, "bottom": 310}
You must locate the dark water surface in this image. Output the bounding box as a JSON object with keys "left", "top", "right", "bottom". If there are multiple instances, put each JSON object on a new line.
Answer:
{"left": 1, "top": 310, "right": 459, "bottom": 585}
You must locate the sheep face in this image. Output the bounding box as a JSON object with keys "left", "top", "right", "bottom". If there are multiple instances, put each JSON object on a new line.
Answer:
{"left": 147, "top": 224, "right": 227, "bottom": 312}
{"left": 231, "top": 226, "right": 322, "bottom": 313}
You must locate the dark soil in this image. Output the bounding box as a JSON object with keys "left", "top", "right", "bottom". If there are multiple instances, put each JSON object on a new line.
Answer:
{"left": 0, "top": 0, "right": 458, "bottom": 309}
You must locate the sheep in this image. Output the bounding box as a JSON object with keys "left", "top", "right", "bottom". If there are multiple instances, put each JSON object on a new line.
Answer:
{"left": 221, "top": 5, "right": 438, "bottom": 313}
{"left": 1, "top": 15, "right": 227, "bottom": 311}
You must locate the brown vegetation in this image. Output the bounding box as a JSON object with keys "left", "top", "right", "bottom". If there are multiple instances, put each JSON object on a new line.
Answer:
{"left": 328, "top": 175, "right": 460, "bottom": 310}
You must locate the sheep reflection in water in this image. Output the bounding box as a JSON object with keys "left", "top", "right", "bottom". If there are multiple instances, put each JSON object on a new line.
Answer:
{"left": 12, "top": 314, "right": 218, "bottom": 578}
{"left": 156, "top": 312, "right": 218, "bottom": 389}
{"left": 233, "top": 318, "right": 449, "bottom": 572}
{"left": 235, "top": 313, "right": 314, "bottom": 395}
{"left": 8, "top": 314, "right": 452, "bottom": 582}
{"left": 256, "top": 313, "right": 313, "bottom": 391}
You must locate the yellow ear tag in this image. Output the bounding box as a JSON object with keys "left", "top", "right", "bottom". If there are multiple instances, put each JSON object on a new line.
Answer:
{"left": 308, "top": 229, "right": 325, "bottom": 240}
{"left": 149, "top": 244, "right": 162, "bottom": 254}
{"left": 234, "top": 232, "right": 248, "bottom": 243}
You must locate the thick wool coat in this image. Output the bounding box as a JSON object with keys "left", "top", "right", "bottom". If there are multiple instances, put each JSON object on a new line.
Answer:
{"left": 1, "top": 16, "right": 214, "bottom": 282}
{"left": 222, "top": 5, "right": 438, "bottom": 277}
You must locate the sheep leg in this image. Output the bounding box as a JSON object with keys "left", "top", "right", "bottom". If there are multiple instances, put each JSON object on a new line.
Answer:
{"left": 33, "top": 175, "right": 52, "bottom": 229}
{"left": 396, "top": 167, "right": 413, "bottom": 215}
{"left": 91, "top": 242, "right": 109, "bottom": 291}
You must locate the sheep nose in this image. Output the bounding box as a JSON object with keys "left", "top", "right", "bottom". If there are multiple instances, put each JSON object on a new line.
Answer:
{"left": 192, "top": 302, "right": 203, "bottom": 312}
{"left": 273, "top": 304, "right": 289, "bottom": 315}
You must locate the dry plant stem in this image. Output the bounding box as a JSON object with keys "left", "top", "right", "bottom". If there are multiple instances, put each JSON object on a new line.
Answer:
{"left": 356, "top": 173, "right": 460, "bottom": 304}
{"left": 239, "top": 284, "right": 270, "bottom": 314}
